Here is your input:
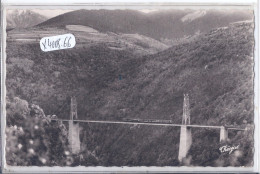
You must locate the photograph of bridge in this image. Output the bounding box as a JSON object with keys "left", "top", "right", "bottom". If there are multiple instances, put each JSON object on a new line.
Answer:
{"left": 4, "top": 6, "right": 254, "bottom": 167}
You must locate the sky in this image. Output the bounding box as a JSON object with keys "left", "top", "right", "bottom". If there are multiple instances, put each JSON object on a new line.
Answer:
{"left": 6, "top": 9, "right": 158, "bottom": 18}
{"left": 7, "top": 7, "right": 253, "bottom": 19}
{"left": 31, "top": 9, "right": 73, "bottom": 18}
{"left": 33, "top": 9, "right": 159, "bottom": 18}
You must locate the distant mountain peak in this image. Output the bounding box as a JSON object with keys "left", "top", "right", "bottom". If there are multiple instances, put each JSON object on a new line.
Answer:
{"left": 7, "top": 9, "right": 47, "bottom": 29}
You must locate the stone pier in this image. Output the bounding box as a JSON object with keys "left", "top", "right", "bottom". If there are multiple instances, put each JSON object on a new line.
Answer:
{"left": 220, "top": 126, "right": 228, "bottom": 142}
{"left": 178, "top": 125, "right": 192, "bottom": 162}
{"left": 69, "top": 120, "right": 81, "bottom": 154}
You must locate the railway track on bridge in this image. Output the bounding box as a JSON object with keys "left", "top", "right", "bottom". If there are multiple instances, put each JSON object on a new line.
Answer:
{"left": 50, "top": 118, "right": 246, "bottom": 131}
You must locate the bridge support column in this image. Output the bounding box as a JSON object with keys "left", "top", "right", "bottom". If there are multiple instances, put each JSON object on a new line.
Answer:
{"left": 220, "top": 126, "right": 228, "bottom": 142}
{"left": 69, "top": 120, "right": 81, "bottom": 154}
{"left": 178, "top": 125, "right": 192, "bottom": 162}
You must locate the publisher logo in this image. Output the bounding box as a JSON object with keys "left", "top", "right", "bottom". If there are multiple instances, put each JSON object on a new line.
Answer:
{"left": 219, "top": 145, "right": 239, "bottom": 154}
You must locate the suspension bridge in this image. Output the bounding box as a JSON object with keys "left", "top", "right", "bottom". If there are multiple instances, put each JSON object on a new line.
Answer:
{"left": 50, "top": 94, "right": 247, "bottom": 162}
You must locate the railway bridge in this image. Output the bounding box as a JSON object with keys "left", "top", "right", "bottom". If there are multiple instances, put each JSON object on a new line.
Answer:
{"left": 51, "top": 94, "right": 246, "bottom": 162}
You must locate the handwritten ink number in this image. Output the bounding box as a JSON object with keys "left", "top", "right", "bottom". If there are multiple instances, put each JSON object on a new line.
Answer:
{"left": 40, "top": 34, "right": 75, "bottom": 51}
{"left": 64, "top": 37, "right": 72, "bottom": 48}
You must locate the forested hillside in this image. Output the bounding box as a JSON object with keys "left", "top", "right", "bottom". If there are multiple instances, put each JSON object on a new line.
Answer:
{"left": 6, "top": 20, "right": 254, "bottom": 166}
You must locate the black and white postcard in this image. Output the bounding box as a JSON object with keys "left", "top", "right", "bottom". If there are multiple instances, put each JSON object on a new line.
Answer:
{"left": 2, "top": 4, "right": 256, "bottom": 171}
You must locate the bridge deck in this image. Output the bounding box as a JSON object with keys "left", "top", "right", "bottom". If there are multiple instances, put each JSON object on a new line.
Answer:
{"left": 50, "top": 119, "right": 246, "bottom": 131}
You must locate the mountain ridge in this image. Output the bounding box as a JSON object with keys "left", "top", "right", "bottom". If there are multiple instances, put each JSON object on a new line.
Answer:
{"left": 37, "top": 9, "right": 253, "bottom": 40}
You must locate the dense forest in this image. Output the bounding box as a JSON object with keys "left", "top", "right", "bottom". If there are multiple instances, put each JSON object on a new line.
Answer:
{"left": 6, "top": 19, "right": 254, "bottom": 166}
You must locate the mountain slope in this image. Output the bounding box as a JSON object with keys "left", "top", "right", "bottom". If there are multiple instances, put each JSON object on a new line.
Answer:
{"left": 37, "top": 9, "right": 253, "bottom": 40}
{"left": 83, "top": 20, "right": 254, "bottom": 166}
{"left": 7, "top": 24, "right": 169, "bottom": 56}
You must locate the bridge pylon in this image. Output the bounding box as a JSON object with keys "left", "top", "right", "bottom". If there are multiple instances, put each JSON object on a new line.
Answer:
{"left": 182, "top": 93, "right": 190, "bottom": 125}
{"left": 178, "top": 93, "right": 192, "bottom": 162}
{"left": 68, "top": 96, "right": 81, "bottom": 154}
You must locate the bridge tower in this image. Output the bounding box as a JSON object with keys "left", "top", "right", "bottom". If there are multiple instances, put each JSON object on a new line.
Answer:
{"left": 178, "top": 93, "right": 192, "bottom": 162}
{"left": 182, "top": 93, "right": 190, "bottom": 125}
{"left": 68, "top": 96, "right": 81, "bottom": 154}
